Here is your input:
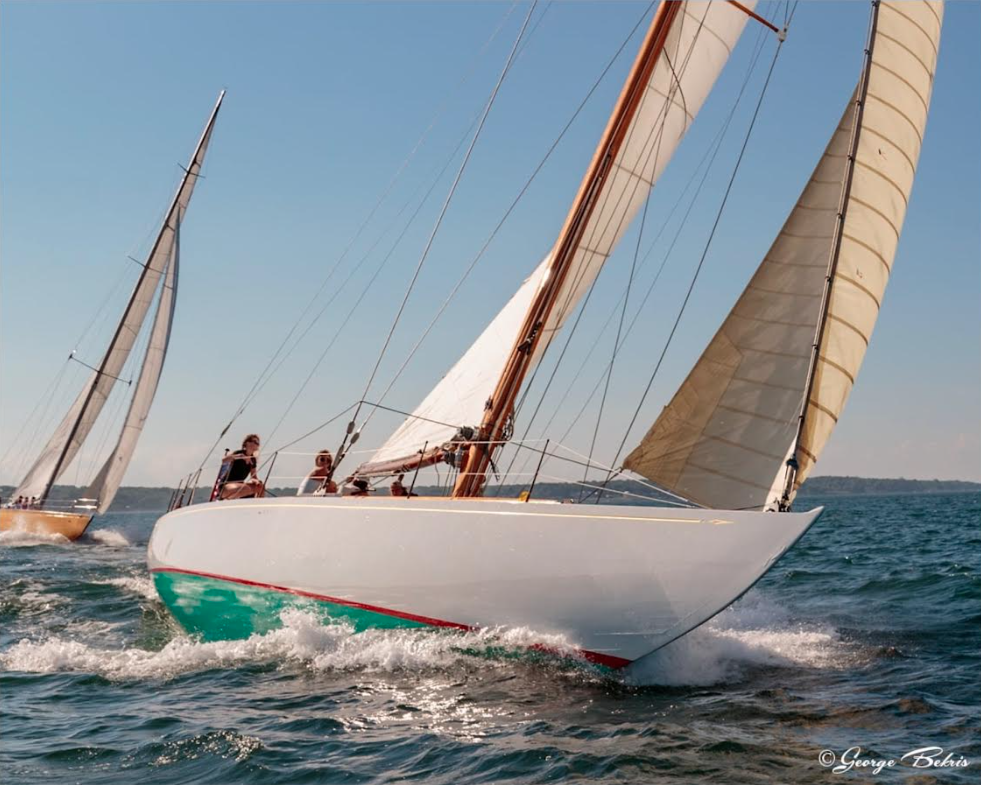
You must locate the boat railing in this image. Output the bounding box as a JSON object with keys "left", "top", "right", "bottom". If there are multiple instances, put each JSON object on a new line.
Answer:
{"left": 242, "top": 440, "right": 695, "bottom": 507}
{"left": 2, "top": 498, "right": 99, "bottom": 513}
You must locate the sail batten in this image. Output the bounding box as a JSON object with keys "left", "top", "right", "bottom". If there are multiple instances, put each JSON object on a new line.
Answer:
{"left": 625, "top": 1, "right": 942, "bottom": 511}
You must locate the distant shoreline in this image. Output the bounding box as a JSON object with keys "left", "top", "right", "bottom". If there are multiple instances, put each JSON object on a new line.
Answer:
{"left": 3, "top": 475, "right": 978, "bottom": 513}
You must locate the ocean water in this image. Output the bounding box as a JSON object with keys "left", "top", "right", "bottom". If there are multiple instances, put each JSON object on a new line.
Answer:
{"left": 1, "top": 492, "right": 978, "bottom": 784}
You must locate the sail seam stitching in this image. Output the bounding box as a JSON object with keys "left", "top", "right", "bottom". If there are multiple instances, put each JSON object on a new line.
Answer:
{"left": 748, "top": 283, "right": 821, "bottom": 298}
{"left": 854, "top": 160, "right": 909, "bottom": 208}
{"left": 717, "top": 403, "right": 790, "bottom": 425}
{"left": 817, "top": 354, "right": 856, "bottom": 386}
{"left": 684, "top": 460, "right": 772, "bottom": 491}
{"left": 865, "top": 92, "right": 924, "bottom": 146}
{"left": 847, "top": 195, "right": 901, "bottom": 240}
{"left": 871, "top": 60, "right": 930, "bottom": 114}
{"left": 841, "top": 232, "right": 893, "bottom": 275}
{"left": 879, "top": 3, "right": 939, "bottom": 57}
{"left": 703, "top": 434, "right": 787, "bottom": 462}
{"left": 732, "top": 375, "right": 805, "bottom": 393}
{"left": 873, "top": 30, "right": 934, "bottom": 81}
{"left": 826, "top": 313, "right": 870, "bottom": 347}
{"left": 859, "top": 125, "right": 917, "bottom": 173}
{"left": 807, "top": 397, "right": 840, "bottom": 423}
{"left": 730, "top": 311, "right": 815, "bottom": 329}
{"left": 836, "top": 271, "right": 884, "bottom": 309}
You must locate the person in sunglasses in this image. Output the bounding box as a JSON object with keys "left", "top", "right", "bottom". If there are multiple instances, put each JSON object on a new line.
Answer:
{"left": 218, "top": 434, "right": 265, "bottom": 500}
{"left": 297, "top": 449, "right": 338, "bottom": 496}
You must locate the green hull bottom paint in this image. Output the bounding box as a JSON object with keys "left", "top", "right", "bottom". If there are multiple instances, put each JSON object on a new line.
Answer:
{"left": 152, "top": 571, "right": 429, "bottom": 642}
{"left": 152, "top": 570, "right": 616, "bottom": 674}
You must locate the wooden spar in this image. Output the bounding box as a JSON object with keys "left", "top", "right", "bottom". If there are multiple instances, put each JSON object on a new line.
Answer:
{"left": 357, "top": 445, "right": 446, "bottom": 479}
{"left": 452, "top": 1, "right": 682, "bottom": 498}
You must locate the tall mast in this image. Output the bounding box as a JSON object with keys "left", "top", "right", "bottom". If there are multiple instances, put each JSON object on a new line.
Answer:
{"left": 777, "top": 1, "right": 880, "bottom": 510}
{"left": 40, "top": 91, "right": 224, "bottom": 504}
{"left": 452, "top": 1, "right": 683, "bottom": 498}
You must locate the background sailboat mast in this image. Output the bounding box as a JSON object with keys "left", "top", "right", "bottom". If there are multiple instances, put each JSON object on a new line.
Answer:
{"left": 39, "top": 91, "right": 224, "bottom": 505}
{"left": 452, "top": 1, "right": 683, "bottom": 498}
{"left": 778, "top": 1, "right": 880, "bottom": 509}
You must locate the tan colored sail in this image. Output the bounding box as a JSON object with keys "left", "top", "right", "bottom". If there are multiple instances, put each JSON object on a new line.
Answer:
{"left": 796, "top": 1, "right": 943, "bottom": 489}
{"left": 624, "top": 1, "right": 942, "bottom": 510}
{"left": 362, "top": 1, "right": 753, "bottom": 478}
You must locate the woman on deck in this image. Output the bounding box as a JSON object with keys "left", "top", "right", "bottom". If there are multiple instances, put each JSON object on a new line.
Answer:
{"left": 297, "top": 450, "right": 337, "bottom": 495}
{"left": 219, "top": 434, "right": 265, "bottom": 500}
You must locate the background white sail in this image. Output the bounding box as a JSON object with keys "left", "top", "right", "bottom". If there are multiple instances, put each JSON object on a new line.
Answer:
{"left": 86, "top": 232, "right": 179, "bottom": 513}
{"left": 13, "top": 92, "right": 223, "bottom": 502}
{"left": 363, "top": 1, "right": 752, "bottom": 472}
{"left": 624, "top": 1, "right": 942, "bottom": 510}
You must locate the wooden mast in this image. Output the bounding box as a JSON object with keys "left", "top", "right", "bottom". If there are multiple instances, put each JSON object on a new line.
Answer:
{"left": 452, "top": 0, "right": 683, "bottom": 498}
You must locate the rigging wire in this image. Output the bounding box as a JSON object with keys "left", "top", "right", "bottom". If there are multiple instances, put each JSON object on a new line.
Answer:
{"left": 574, "top": 9, "right": 709, "bottom": 496}
{"left": 496, "top": 3, "right": 725, "bottom": 490}
{"left": 192, "top": 2, "right": 526, "bottom": 469}
{"left": 499, "top": 7, "right": 774, "bottom": 488}
{"left": 358, "top": 0, "right": 659, "bottom": 441}
{"left": 600, "top": 3, "right": 797, "bottom": 492}
{"left": 331, "top": 0, "right": 540, "bottom": 474}
{"left": 254, "top": 5, "right": 558, "bottom": 451}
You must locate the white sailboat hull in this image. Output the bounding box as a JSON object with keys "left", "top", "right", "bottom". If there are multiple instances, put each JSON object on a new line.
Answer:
{"left": 148, "top": 496, "right": 822, "bottom": 668}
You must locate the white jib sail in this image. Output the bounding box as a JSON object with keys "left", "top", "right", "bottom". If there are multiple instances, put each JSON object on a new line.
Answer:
{"left": 13, "top": 92, "right": 223, "bottom": 501}
{"left": 624, "top": 2, "right": 943, "bottom": 511}
{"left": 86, "top": 231, "right": 179, "bottom": 513}
{"left": 364, "top": 2, "right": 752, "bottom": 470}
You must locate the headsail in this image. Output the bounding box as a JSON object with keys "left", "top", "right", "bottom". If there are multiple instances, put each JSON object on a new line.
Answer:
{"left": 365, "top": 256, "right": 550, "bottom": 469}
{"left": 624, "top": 1, "right": 943, "bottom": 510}
{"left": 85, "top": 216, "right": 180, "bottom": 514}
{"left": 359, "top": 1, "right": 753, "bottom": 477}
{"left": 13, "top": 91, "right": 224, "bottom": 503}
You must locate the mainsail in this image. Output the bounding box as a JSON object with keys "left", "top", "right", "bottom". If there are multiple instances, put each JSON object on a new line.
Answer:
{"left": 85, "top": 219, "right": 180, "bottom": 514}
{"left": 360, "top": 1, "right": 753, "bottom": 476}
{"left": 13, "top": 91, "right": 224, "bottom": 503}
{"left": 624, "top": 1, "right": 943, "bottom": 510}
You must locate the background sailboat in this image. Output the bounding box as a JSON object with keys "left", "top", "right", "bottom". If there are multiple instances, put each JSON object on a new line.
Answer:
{"left": 149, "top": 1, "right": 942, "bottom": 670}
{"left": 0, "top": 91, "right": 223, "bottom": 540}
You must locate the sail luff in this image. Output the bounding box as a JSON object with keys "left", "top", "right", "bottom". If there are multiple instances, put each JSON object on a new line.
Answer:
{"left": 776, "top": 0, "right": 882, "bottom": 508}
{"left": 14, "top": 91, "right": 224, "bottom": 504}
{"left": 452, "top": 0, "right": 684, "bottom": 497}
{"left": 359, "top": 2, "right": 754, "bottom": 479}
{"left": 624, "top": 1, "right": 942, "bottom": 511}
{"left": 86, "top": 212, "right": 180, "bottom": 514}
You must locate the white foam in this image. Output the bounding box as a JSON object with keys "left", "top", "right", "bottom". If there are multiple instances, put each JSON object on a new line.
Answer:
{"left": 94, "top": 576, "right": 159, "bottom": 601}
{"left": 0, "top": 609, "right": 581, "bottom": 682}
{"left": 624, "top": 591, "right": 846, "bottom": 687}
{"left": 85, "top": 529, "right": 131, "bottom": 547}
{"left": 0, "top": 530, "right": 70, "bottom": 547}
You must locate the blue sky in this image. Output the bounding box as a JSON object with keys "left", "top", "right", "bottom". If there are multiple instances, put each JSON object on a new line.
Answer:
{"left": 1, "top": 1, "right": 978, "bottom": 489}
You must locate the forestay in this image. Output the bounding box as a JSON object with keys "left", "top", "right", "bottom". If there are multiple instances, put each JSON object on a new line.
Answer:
{"left": 363, "top": 2, "right": 752, "bottom": 472}
{"left": 13, "top": 92, "right": 223, "bottom": 502}
{"left": 624, "top": 1, "right": 943, "bottom": 510}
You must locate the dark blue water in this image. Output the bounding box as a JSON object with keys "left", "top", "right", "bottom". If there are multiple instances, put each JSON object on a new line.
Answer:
{"left": 2, "top": 493, "right": 979, "bottom": 783}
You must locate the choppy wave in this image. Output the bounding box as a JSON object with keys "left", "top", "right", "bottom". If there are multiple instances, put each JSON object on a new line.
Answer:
{"left": 2, "top": 593, "right": 849, "bottom": 688}
{"left": 626, "top": 592, "right": 850, "bottom": 687}
{"left": 84, "top": 529, "right": 131, "bottom": 547}
{"left": 0, "top": 530, "right": 70, "bottom": 548}
{"left": 94, "top": 575, "right": 159, "bottom": 601}
{"left": 0, "top": 609, "right": 587, "bottom": 682}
